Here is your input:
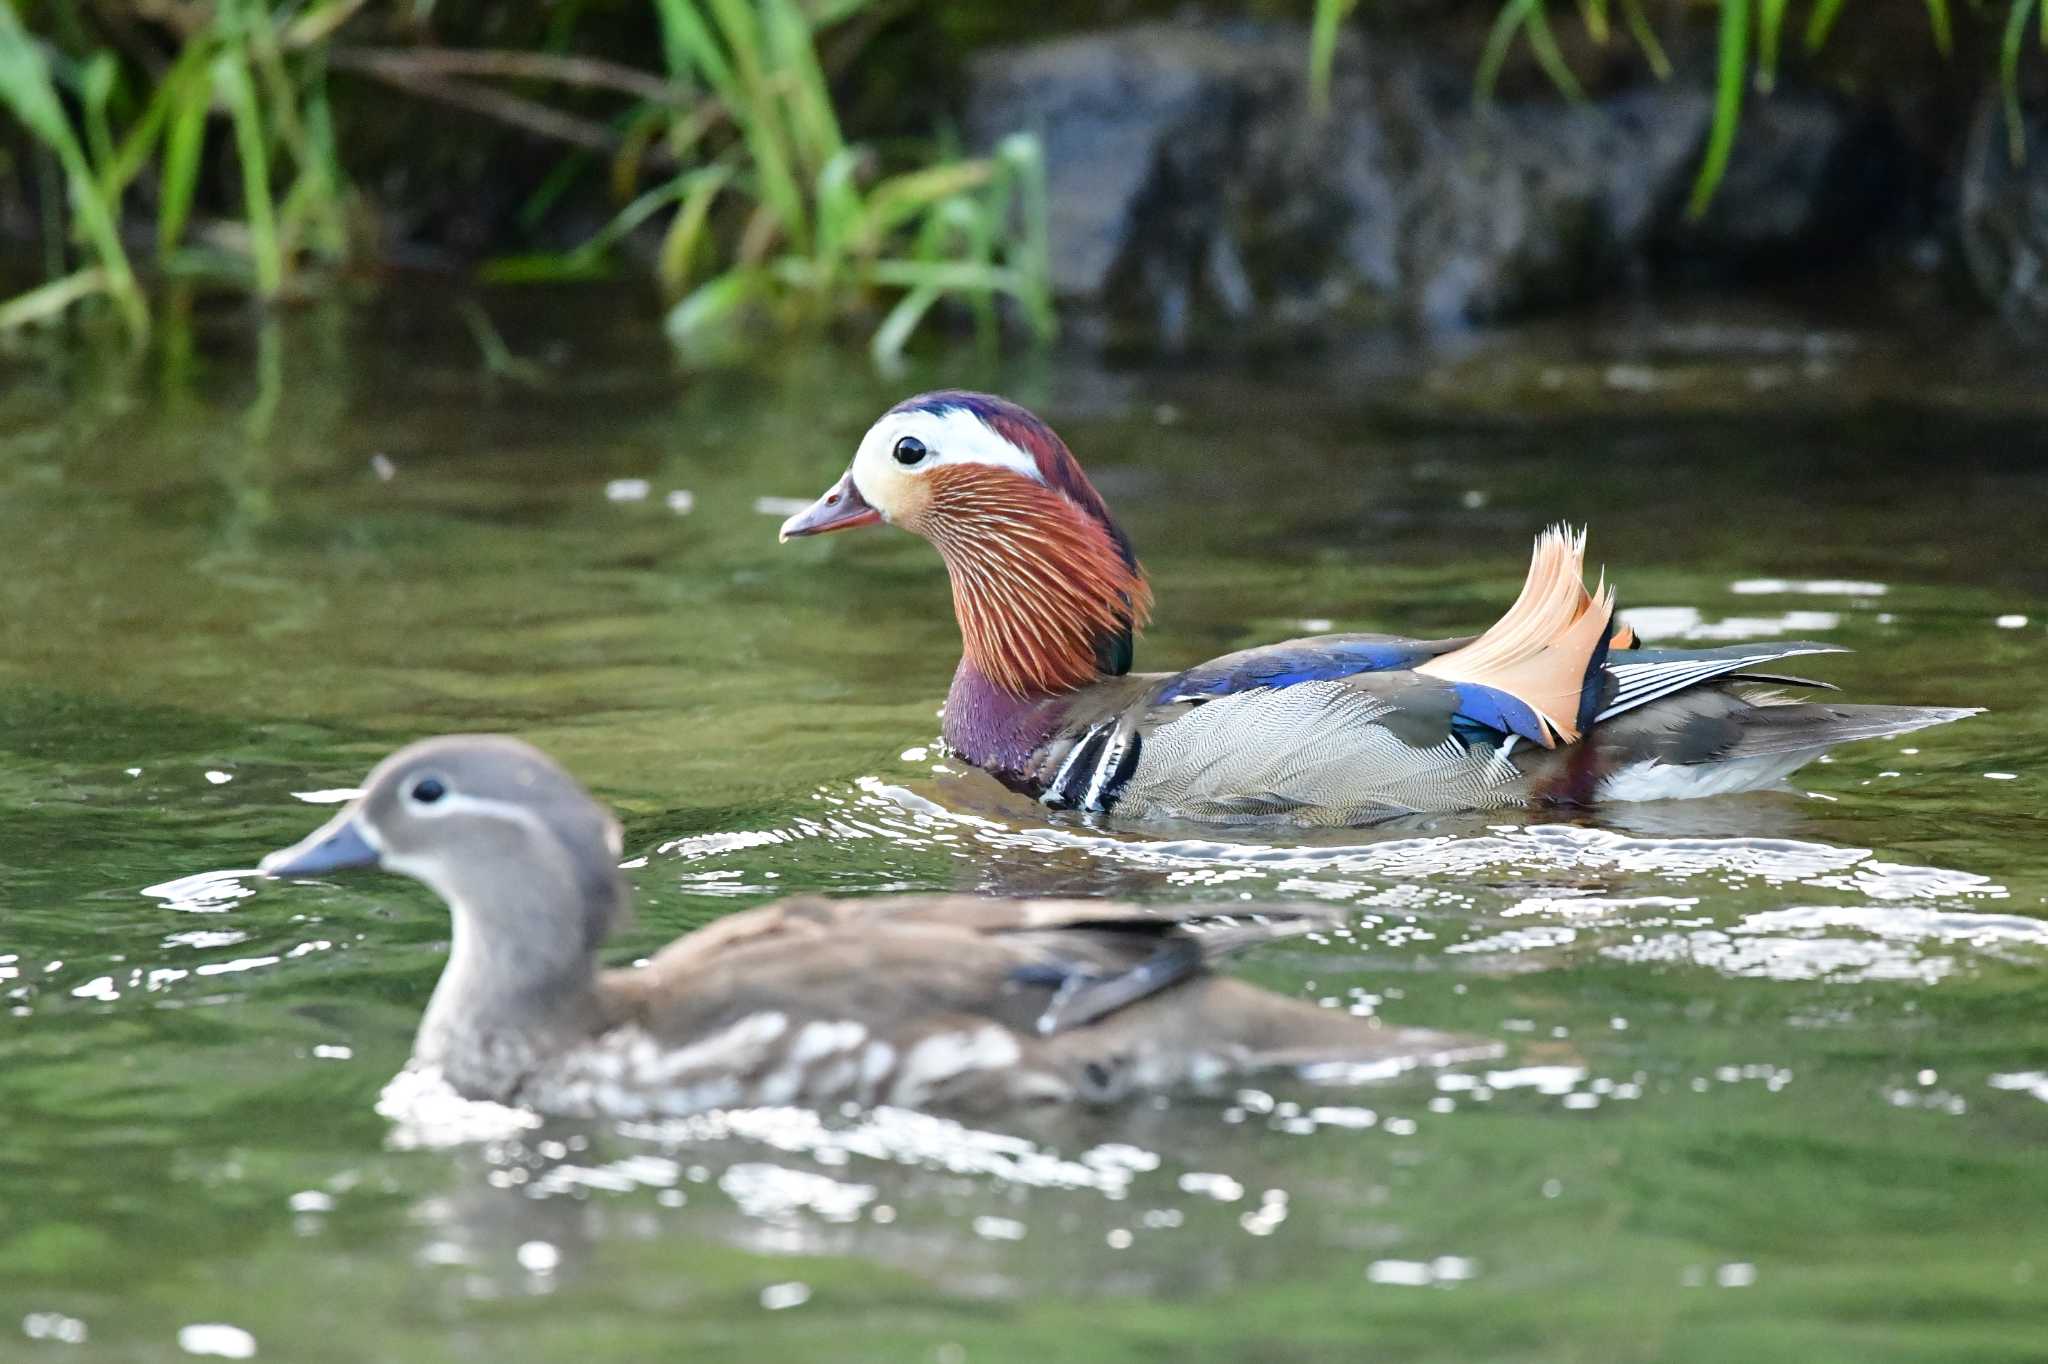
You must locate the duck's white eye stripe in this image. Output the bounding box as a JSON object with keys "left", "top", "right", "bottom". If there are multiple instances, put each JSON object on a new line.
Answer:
{"left": 857, "top": 408, "right": 1043, "bottom": 482}
{"left": 410, "top": 791, "right": 555, "bottom": 847}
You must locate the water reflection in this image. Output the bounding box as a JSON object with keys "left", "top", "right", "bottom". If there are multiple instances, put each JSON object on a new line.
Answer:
{"left": 1606, "top": 904, "right": 2048, "bottom": 984}
{"left": 368, "top": 1057, "right": 1532, "bottom": 1305}
{"left": 657, "top": 774, "right": 2009, "bottom": 912}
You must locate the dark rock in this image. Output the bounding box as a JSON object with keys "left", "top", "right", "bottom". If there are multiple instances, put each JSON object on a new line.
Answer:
{"left": 1395, "top": 87, "right": 1710, "bottom": 325}
{"left": 965, "top": 21, "right": 1910, "bottom": 347}
{"left": 1959, "top": 97, "right": 2048, "bottom": 327}
{"left": 964, "top": 25, "right": 1334, "bottom": 347}
{"left": 1663, "top": 92, "right": 1905, "bottom": 264}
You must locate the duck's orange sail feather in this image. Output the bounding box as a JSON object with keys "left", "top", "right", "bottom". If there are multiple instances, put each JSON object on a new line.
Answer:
{"left": 1415, "top": 526, "right": 1615, "bottom": 747}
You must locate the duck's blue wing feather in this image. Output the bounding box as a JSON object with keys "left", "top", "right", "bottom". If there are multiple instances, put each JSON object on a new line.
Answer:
{"left": 1445, "top": 683, "right": 1554, "bottom": 748}
{"left": 1160, "top": 635, "right": 1461, "bottom": 700}
{"left": 1157, "top": 634, "right": 1556, "bottom": 748}
{"left": 1150, "top": 634, "right": 1849, "bottom": 754}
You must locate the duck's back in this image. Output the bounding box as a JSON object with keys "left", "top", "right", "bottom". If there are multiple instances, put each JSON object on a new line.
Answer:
{"left": 519, "top": 896, "right": 1479, "bottom": 1117}
{"left": 1038, "top": 640, "right": 1976, "bottom": 826}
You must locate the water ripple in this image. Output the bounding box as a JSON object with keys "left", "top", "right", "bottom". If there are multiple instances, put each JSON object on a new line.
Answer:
{"left": 657, "top": 779, "right": 2007, "bottom": 908}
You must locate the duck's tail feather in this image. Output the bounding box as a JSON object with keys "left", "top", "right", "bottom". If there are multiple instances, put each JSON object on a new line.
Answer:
{"left": 1713, "top": 700, "right": 1982, "bottom": 760}
{"left": 1059, "top": 977, "right": 1501, "bottom": 1095}
{"left": 1416, "top": 525, "right": 1614, "bottom": 748}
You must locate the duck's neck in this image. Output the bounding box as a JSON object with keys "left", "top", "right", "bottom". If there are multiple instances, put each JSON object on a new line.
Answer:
{"left": 415, "top": 868, "right": 614, "bottom": 1100}
{"left": 942, "top": 658, "right": 1074, "bottom": 783}
{"left": 920, "top": 471, "right": 1152, "bottom": 705}
{"left": 915, "top": 471, "right": 1153, "bottom": 787}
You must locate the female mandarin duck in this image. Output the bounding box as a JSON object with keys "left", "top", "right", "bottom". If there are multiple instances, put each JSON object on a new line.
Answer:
{"left": 260, "top": 736, "right": 1480, "bottom": 1117}
{"left": 780, "top": 391, "right": 1977, "bottom": 825}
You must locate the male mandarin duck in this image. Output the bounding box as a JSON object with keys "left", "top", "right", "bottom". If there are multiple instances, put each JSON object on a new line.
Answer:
{"left": 260, "top": 736, "right": 1481, "bottom": 1117}
{"left": 779, "top": 391, "right": 1977, "bottom": 825}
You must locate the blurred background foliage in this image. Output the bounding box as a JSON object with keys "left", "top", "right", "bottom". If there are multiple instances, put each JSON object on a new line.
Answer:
{"left": 0, "top": 0, "right": 2041, "bottom": 359}
{"left": 0, "top": 0, "right": 1053, "bottom": 364}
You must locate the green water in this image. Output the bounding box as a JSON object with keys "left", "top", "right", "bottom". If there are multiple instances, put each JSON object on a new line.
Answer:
{"left": 4, "top": 291, "right": 2047, "bottom": 1362}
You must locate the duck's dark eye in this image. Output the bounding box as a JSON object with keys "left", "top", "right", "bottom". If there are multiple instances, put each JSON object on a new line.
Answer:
{"left": 409, "top": 777, "right": 447, "bottom": 805}
{"left": 892, "top": 436, "right": 927, "bottom": 466}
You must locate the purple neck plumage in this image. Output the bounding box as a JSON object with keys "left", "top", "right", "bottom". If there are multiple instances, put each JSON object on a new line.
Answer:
{"left": 942, "top": 659, "right": 1070, "bottom": 785}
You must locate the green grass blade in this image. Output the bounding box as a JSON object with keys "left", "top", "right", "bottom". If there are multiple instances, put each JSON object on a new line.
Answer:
{"left": 862, "top": 259, "right": 1030, "bottom": 293}
{"left": 158, "top": 68, "right": 209, "bottom": 259}
{"left": 213, "top": 50, "right": 284, "bottom": 297}
{"left": 457, "top": 298, "right": 548, "bottom": 385}
{"left": 1688, "top": 0, "right": 1750, "bottom": 217}
{"left": 812, "top": 145, "right": 864, "bottom": 285}
{"left": 1579, "top": 0, "right": 1611, "bottom": 44}
{"left": 0, "top": 15, "right": 85, "bottom": 152}
{"left": 523, "top": 151, "right": 596, "bottom": 231}
{"left": 107, "top": 40, "right": 206, "bottom": 198}
{"left": 902, "top": 196, "right": 997, "bottom": 344}
{"left": 2003, "top": 0, "right": 2040, "bottom": 165}
{"left": 1477, "top": 0, "right": 1584, "bottom": 105}
{"left": 1757, "top": 0, "right": 1788, "bottom": 92}
{"left": 731, "top": 18, "right": 812, "bottom": 248}
{"left": 0, "top": 8, "right": 147, "bottom": 339}
{"left": 1522, "top": 0, "right": 1585, "bottom": 100}
{"left": 673, "top": 0, "right": 809, "bottom": 252}
{"left": 245, "top": 1, "right": 313, "bottom": 169}
{"left": 1308, "top": 0, "right": 1359, "bottom": 114}
{"left": 665, "top": 267, "right": 770, "bottom": 349}
{"left": 870, "top": 282, "right": 942, "bottom": 371}
{"left": 658, "top": 166, "right": 732, "bottom": 298}
{"left": 652, "top": 0, "right": 736, "bottom": 97}
{"left": 997, "top": 132, "right": 1055, "bottom": 339}
{"left": 609, "top": 104, "right": 668, "bottom": 201}
{"left": 0, "top": 267, "right": 108, "bottom": 331}
{"left": 574, "top": 179, "right": 691, "bottom": 262}
{"left": 703, "top": 0, "right": 765, "bottom": 86}
{"left": 861, "top": 161, "right": 995, "bottom": 243}
{"left": 80, "top": 51, "right": 119, "bottom": 176}
{"left": 765, "top": 0, "right": 844, "bottom": 168}
{"left": 1620, "top": 0, "right": 1672, "bottom": 77}
{"left": 1804, "top": 0, "right": 1848, "bottom": 51}
{"left": 300, "top": 67, "right": 349, "bottom": 262}
{"left": 737, "top": 128, "right": 811, "bottom": 252}
{"left": 1476, "top": 0, "right": 1534, "bottom": 105}
{"left": 1923, "top": 0, "right": 1954, "bottom": 57}
{"left": 476, "top": 253, "right": 615, "bottom": 284}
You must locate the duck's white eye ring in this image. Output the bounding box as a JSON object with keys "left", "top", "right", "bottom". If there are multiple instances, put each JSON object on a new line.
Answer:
{"left": 892, "top": 436, "right": 927, "bottom": 466}
{"left": 409, "top": 776, "right": 448, "bottom": 805}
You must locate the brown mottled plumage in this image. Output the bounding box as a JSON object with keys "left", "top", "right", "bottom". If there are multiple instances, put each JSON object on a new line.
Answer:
{"left": 261, "top": 737, "right": 1488, "bottom": 1118}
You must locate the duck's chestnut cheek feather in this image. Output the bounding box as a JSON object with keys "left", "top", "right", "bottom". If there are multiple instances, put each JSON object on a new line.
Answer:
{"left": 778, "top": 468, "right": 883, "bottom": 541}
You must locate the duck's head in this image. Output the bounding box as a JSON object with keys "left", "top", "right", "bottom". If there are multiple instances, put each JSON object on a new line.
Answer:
{"left": 260, "top": 735, "right": 628, "bottom": 955}
{"left": 780, "top": 391, "right": 1153, "bottom": 696}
